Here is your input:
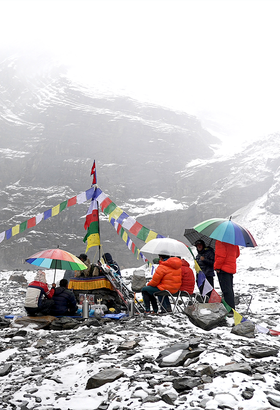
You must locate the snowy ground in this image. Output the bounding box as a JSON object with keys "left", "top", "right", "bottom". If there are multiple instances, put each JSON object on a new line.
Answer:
{"left": 0, "top": 197, "right": 280, "bottom": 409}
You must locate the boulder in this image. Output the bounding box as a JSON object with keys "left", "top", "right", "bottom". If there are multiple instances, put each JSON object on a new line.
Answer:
{"left": 216, "top": 362, "right": 252, "bottom": 375}
{"left": 184, "top": 303, "right": 228, "bottom": 330}
{"left": 231, "top": 320, "right": 255, "bottom": 338}
{"left": 86, "top": 369, "right": 124, "bottom": 389}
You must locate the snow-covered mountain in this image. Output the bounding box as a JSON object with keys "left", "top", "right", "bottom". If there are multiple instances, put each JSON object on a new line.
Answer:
{"left": 0, "top": 51, "right": 280, "bottom": 270}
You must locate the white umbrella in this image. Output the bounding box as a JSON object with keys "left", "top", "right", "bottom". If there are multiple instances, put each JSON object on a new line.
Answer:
{"left": 140, "top": 238, "right": 190, "bottom": 258}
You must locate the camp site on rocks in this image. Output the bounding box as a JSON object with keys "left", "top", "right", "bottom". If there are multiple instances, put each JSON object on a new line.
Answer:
{"left": 1, "top": 169, "right": 280, "bottom": 409}
{"left": 1, "top": 236, "right": 280, "bottom": 410}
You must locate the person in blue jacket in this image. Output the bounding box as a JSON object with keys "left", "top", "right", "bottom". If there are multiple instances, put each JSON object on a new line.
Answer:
{"left": 102, "top": 253, "right": 121, "bottom": 276}
{"left": 51, "top": 279, "right": 78, "bottom": 316}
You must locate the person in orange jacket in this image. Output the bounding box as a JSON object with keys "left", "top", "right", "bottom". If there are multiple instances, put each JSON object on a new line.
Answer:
{"left": 141, "top": 255, "right": 182, "bottom": 313}
{"left": 214, "top": 240, "right": 240, "bottom": 310}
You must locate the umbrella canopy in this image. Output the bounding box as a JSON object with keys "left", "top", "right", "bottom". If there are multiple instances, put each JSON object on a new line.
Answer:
{"left": 184, "top": 228, "right": 216, "bottom": 249}
{"left": 25, "top": 248, "right": 87, "bottom": 271}
{"left": 193, "top": 218, "right": 257, "bottom": 247}
{"left": 140, "top": 238, "right": 190, "bottom": 258}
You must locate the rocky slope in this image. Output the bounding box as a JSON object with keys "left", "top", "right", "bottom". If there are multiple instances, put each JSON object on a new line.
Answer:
{"left": 0, "top": 260, "right": 280, "bottom": 410}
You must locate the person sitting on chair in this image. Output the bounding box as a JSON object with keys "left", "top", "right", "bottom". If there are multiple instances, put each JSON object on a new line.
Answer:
{"left": 75, "top": 254, "right": 91, "bottom": 277}
{"left": 24, "top": 271, "right": 56, "bottom": 316}
{"left": 141, "top": 255, "right": 182, "bottom": 314}
{"left": 102, "top": 253, "right": 121, "bottom": 276}
{"left": 180, "top": 258, "right": 195, "bottom": 294}
{"left": 51, "top": 279, "right": 78, "bottom": 316}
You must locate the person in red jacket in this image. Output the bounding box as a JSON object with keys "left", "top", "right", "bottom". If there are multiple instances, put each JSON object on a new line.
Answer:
{"left": 214, "top": 240, "right": 240, "bottom": 310}
{"left": 180, "top": 259, "right": 195, "bottom": 294}
{"left": 24, "top": 271, "right": 56, "bottom": 316}
{"left": 141, "top": 255, "right": 182, "bottom": 314}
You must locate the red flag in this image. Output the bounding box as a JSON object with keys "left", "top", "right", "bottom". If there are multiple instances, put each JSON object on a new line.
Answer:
{"left": 91, "top": 161, "right": 97, "bottom": 185}
{"left": 208, "top": 289, "right": 222, "bottom": 303}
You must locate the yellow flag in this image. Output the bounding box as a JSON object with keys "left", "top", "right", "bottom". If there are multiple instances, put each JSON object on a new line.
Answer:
{"left": 85, "top": 233, "right": 100, "bottom": 253}
{"left": 233, "top": 309, "right": 243, "bottom": 325}
{"left": 194, "top": 260, "right": 201, "bottom": 273}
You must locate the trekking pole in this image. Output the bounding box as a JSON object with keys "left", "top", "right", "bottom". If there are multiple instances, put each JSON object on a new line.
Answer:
{"left": 99, "top": 263, "right": 129, "bottom": 309}
{"left": 100, "top": 263, "right": 145, "bottom": 313}
{"left": 113, "top": 273, "right": 145, "bottom": 313}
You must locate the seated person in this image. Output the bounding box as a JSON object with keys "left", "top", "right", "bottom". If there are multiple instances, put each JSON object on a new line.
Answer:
{"left": 102, "top": 253, "right": 121, "bottom": 276}
{"left": 180, "top": 258, "right": 195, "bottom": 294}
{"left": 141, "top": 255, "right": 182, "bottom": 314}
{"left": 75, "top": 253, "right": 91, "bottom": 277}
{"left": 24, "top": 271, "right": 55, "bottom": 316}
{"left": 51, "top": 279, "right": 78, "bottom": 316}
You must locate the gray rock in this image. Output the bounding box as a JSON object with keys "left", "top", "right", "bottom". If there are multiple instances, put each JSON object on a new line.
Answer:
{"left": 117, "top": 340, "right": 138, "bottom": 350}
{"left": 0, "top": 363, "right": 12, "bottom": 376}
{"left": 86, "top": 369, "right": 125, "bottom": 389}
{"left": 161, "top": 392, "right": 175, "bottom": 404}
{"left": 156, "top": 342, "right": 190, "bottom": 367}
{"left": 142, "top": 395, "right": 161, "bottom": 403}
{"left": 267, "top": 395, "right": 280, "bottom": 408}
{"left": 216, "top": 362, "right": 252, "bottom": 375}
{"left": 241, "top": 387, "right": 254, "bottom": 399}
{"left": 9, "top": 274, "right": 27, "bottom": 284}
{"left": 231, "top": 320, "right": 256, "bottom": 338}
{"left": 157, "top": 343, "right": 190, "bottom": 359}
{"left": 185, "top": 303, "right": 228, "bottom": 330}
{"left": 0, "top": 317, "right": 10, "bottom": 329}
{"left": 159, "top": 349, "right": 193, "bottom": 367}
{"left": 173, "top": 377, "right": 201, "bottom": 392}
{"left": 249, "top": 346, "right": 279, "bottom": 358}
{"left": 195, "top": 365, "right": 214, "bottom": 377}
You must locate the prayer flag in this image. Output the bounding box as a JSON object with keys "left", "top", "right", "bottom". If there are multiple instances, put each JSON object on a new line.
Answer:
{"left": 221, "top": 299, "right": 232, "bottom": 313}
{"left": 233, "top": 309, "right": 243, "bottom": 325}
{"left": 83, "top": 191, "right": 100, "bottom": 251}
{"left": 269, "top": 329, "right": 280, "bottom": 336}
{"left": 202, "top": 278, "right": 213, "bottom": 297}
{"left": 208, "top": 289, "right": 222, "bottom": 303}
{"left": 255, "top": 324, "right": 269, "bottom": 334}
{"left": 197, "top": 271, "right": 206, "bottom": 288}
{"left": 194, "top": 260, "right": 202, "bottom": 273}
{"left": 91, "top": 160, "right": 97, "bottom": 185}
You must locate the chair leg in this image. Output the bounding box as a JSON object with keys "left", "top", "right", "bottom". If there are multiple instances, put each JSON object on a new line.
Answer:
{"left": 155, "top": 291, "right": 178, "bottom": 314}
{"left": 238, "top": 294, "right": 253, "bottom": 315}
{"left": 157, "top": 294, "right": 169, "bottom": 313}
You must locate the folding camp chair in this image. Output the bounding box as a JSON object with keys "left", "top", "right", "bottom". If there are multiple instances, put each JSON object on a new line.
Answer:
{"left": 235, "top": 294, "right": 253, "bottom": 316}
{"left": 154, "top": 290, "right": 208, "bottom": 314}
{"left": 153, "top": 290, "right": 181, "bottom": 314}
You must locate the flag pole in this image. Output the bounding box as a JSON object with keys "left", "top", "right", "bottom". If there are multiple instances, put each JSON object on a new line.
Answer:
{"left": 85, "top": 160, "right": 101, "bottom": 262}
{"left": 91, "top": 160, "right": 101, "bottom": 260}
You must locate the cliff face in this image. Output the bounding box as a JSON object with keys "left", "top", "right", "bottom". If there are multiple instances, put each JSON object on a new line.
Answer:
{"left": 0, "top": 53, "right": 279, "bottom": 270}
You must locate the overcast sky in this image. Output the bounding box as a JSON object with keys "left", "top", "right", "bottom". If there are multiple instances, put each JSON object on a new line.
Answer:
{"left": 2, "top": 0, "right": 280, "bottom": 148}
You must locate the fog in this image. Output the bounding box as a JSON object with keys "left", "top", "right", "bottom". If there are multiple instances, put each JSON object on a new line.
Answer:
{"left": 2, "top": 0, "right": 280, "bottom": 148}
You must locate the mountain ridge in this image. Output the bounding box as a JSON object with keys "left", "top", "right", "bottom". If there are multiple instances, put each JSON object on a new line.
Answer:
{"left": 0, "top": 52, "right": 279, "bottom": 269}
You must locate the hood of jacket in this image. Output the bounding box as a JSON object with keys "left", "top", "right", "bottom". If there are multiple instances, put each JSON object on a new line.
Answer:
{"left": 54, "top": 287, "right": 66, "bottom": 296}
{"left": 159, "top": 257, "right": 182, "bottom": 269}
